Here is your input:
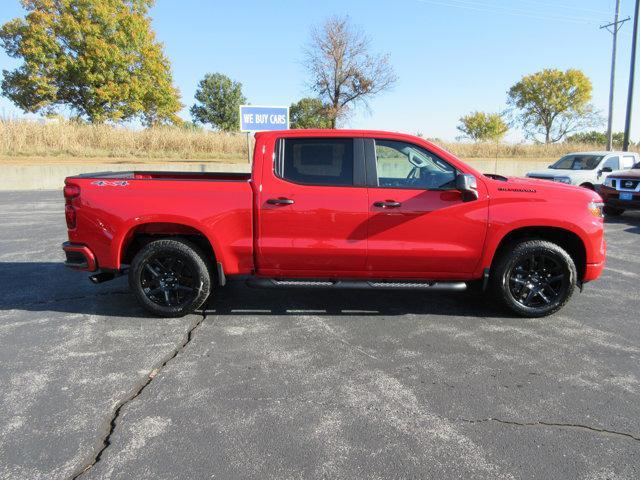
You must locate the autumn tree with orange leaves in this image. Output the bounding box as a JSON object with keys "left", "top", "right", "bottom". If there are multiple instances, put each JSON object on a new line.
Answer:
{"left": 0, "top": 0, "right": 182, "bottom": 125}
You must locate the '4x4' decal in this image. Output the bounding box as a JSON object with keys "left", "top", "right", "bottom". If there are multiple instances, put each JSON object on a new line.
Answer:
{"left": 91, "top": 180, "right": 129, "bottom": 187}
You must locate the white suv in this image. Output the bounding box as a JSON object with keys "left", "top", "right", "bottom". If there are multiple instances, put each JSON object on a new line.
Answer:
{"left": 525, "top": 151, "right": 639, "bottom": 189}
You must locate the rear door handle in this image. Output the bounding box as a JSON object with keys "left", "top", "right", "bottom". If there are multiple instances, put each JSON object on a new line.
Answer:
{"left": 373, "top": 200, "right": 402, "bottom": 208}
{"left": 267, "top": 197, "right": 295, "bottom": 205}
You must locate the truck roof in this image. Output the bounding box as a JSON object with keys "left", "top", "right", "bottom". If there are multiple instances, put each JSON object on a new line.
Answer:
{"left": 565, "top": 151, "right": 638, "bottom": 156}
{"left": 255, "top": 128, "right": 414, "bottom": 136}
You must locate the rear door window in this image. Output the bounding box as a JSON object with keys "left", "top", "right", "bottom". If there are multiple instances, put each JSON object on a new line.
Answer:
{"left": 276, "top": 138, "right": 354, "bottom": 186}
{"left": 622, "top": 155, "right": 636, "bottom": 169}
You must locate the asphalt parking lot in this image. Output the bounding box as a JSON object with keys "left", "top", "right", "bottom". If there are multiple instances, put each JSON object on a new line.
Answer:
{"left": 1, "top": 190, "right": 639, "bottom": 480}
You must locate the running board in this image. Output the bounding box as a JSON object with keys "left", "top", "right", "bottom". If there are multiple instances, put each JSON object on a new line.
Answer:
{"left": 246, "top": 278, "right": 467, "bottom": 291}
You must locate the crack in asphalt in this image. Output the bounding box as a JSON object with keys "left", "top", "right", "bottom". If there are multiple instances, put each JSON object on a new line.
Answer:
{"left": 69, "top": 311, "right": 207, "bottom": 479}
{"left": 361, "top": 404, "right": 640, "bottom": 442}
{"left": 457, "top": 417, "right": 640, "bottom": 442}
{"left": 196, "top": 396, "right": 639, "bottom": 443}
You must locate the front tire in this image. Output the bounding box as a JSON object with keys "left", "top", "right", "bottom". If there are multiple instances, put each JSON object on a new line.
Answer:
{"left": 491, "top": 240, "right": 576, "bottom": 317}
{"left": 129, "top": 238, "right": 211, "bottom": 317}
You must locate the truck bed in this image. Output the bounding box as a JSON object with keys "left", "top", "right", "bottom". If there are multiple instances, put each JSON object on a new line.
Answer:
{"left": 64, "top": 170, "right": 255, "bottom": 273}
{"left": 69, "top": 170, "right": 251, "bottom": 182}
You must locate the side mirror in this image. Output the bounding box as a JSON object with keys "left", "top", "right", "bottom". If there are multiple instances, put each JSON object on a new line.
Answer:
{"left": 598, "top": 166, "right": 613, "bottom": 179}
{"left": 456, "top": 173, "right": 478, "bottom": 202}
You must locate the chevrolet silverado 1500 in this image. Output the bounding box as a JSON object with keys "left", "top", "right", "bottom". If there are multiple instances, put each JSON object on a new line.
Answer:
{"left": 62, "top": 130, "right": 606, "bottom": 318}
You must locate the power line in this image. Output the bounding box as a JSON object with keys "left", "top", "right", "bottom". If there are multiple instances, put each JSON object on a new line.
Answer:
{"left": 416, "top": 0, "right": 605, "bottom": 25}
{"left": 417, "top": 0, "right": 603, "bottom": 23}
{"left": 498, "top": 0, "right": 610, "bottom": 16}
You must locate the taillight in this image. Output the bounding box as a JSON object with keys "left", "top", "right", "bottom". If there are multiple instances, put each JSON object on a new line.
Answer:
{"left": 64, "top": 184, "right": 80, "bottom": 200}
{"left": 65, "top": 205, "right": 77, "bottom": 229}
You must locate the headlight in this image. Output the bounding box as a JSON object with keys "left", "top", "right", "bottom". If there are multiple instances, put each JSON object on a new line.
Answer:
{"left": 588, "top": 201, "right": 604, "bottom": 218}
{"left": 603, "top": 177, "right": 615, "bottom": 188}
{"left": 553, "top": 176, "right": 572, "bottom": 184}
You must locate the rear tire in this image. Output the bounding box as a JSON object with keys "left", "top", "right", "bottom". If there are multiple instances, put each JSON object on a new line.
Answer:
{"left": 129, "top": 238, "right": 211, "bottom": 317}
{"left": 491, "top": 240, "right": 576, "bottom": 318}
{"left": 604, "top": 206, "right": 625, "bottom": 216}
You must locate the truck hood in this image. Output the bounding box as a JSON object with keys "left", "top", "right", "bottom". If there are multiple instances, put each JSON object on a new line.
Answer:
{"left": 526, "top": 168, "right": 592, "bottom": 179}
{"left": 491, "top": 175, "right": 602, "bottom": 201}
{"left": 525, "top": 168, "right": 602, "bottom": 186}
{"left": 505, "top": 175, "right": 575, "bottom": 189}
{"left": 525, "top": 168, "right": 557, "bottom": 178}
{"left": 606, "top": 169, "right": 640, "bottom": 179}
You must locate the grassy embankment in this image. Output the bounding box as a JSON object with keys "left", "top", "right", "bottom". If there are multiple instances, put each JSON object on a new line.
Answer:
{"left": 1, "top": 120, "right": 635, "bottom": 165}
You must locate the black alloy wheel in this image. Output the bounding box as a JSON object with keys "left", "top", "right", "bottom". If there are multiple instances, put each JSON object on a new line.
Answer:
{"left": 492, "top": 240, "right": 576, "bottom": 317}
{"left": 129, "top": 238, "right": 211, "bottom": 317}
{"left": 507, "top": 253, "right": 567, "bottom": 309}
{"left": 141, "top": 254, "right": 197, "bottom": 308}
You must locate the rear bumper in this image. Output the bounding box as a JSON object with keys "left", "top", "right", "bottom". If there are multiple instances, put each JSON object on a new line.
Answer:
{"left": 62, "top": 242, "right": 97, "bottom": 271}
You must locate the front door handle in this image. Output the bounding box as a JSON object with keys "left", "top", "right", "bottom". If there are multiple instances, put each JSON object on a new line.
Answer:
{"left": 267, "top": 197, "right": 295, "bottom": 206}
{"left": 373, "top": 200, "right": 402, "bottom": 208}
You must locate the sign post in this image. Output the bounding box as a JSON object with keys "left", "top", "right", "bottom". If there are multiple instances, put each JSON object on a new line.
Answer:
{"left": 246, "top": 132, "right": 251, "bottom": 164}
{"left": 239, "top": 105, "right": 289, "bottom": 163}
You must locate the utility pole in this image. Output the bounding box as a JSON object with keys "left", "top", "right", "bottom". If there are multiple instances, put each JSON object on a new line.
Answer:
{"left": 624, "top": 0, "right": 640, "bottom": 151}
{"left": 601, "top": 0, "right": 629, "bottom": 151}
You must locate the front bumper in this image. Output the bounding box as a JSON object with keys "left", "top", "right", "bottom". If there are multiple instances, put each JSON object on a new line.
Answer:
{"left": 584, "top": 261, "right": 605, "bottom": 282}
{"left": 62, "top": 242, "right": 97, "bottom": 271}
{"left": 597, "top": 186, "right": 640, "bottom": 210}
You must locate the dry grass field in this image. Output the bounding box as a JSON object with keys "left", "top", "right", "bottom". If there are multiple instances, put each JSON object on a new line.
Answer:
{"left": 1, "top": 119, "right": 636, "bottom": 165}
{"left": 0, "top": 120, "right": 248, "bottom": 164}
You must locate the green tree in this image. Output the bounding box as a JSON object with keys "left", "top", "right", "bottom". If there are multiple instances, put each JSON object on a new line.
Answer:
{"left": 190, "top": 73, "right": 246, "bottom": 132}
{"left": 507, "top": 69, "right": 600, "bottom": 143}
{"left": 457, "top": 111, "right": 508, "bottom": 142}
{"left": 566, "top": 131, "right": 629, "bottom": 148}
{"left": 305, "top": 16, "right": 397, "bottom": 128}
{"left": 0, "top": 0, "right": 182, "bottom": 125}
{"left": 290, "top": 98, "right": 331, "bottom": 129}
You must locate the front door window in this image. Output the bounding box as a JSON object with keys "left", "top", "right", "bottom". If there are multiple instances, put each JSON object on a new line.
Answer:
{"left": 374, "top": 139, "right": 457, "bottom": 190}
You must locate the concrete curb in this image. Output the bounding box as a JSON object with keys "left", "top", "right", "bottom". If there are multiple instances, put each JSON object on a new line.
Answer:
{"left": 0, "top": 162, "right": 252, "bottom": 190}
{"left": 0, "top": 159, "right": 545, "bottom": 190}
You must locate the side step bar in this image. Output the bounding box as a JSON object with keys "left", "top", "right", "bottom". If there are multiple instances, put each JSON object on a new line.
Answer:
{"left": 246, "top": 278, "right": 467, "bottom": 291}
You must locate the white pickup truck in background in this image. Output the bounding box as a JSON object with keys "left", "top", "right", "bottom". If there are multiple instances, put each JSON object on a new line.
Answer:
{"left": 525, "top": 151, "right": 640, "bottom": 190}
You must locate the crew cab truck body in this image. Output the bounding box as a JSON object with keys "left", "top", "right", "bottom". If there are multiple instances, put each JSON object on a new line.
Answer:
{"left": 63, "top": 130, "right": 606, "bottom": 318}
{"left": 526, "top": 151, "right": 639, "bottom": 189}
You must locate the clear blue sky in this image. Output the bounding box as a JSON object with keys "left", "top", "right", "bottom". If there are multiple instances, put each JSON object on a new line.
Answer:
{"left": 1, "top": 0, "right": 639, "bottom": 142}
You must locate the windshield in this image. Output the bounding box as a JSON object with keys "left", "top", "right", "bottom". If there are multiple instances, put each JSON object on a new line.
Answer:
{"left": 550, "top": 154, "right": 603, "bottom": 170}
{"left": 634, "top": 162, "right": 640, "bottom": 169}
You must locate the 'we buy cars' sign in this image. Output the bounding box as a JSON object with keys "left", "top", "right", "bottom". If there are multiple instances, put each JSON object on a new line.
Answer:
{"left": 239, "top": 105, "right": 289, "bottom": 132}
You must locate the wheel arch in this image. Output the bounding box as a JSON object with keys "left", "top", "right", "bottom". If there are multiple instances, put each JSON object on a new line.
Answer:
{"left": 118, "top": 222, "right": 218, "bottom": 271}
{"left": 489, "top": 226, "right": 587, "bottom": 280}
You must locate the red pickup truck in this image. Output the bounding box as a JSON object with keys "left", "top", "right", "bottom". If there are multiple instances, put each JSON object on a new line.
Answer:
{"left": 62, "top": 130, "right": 606, "bottom": 318}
